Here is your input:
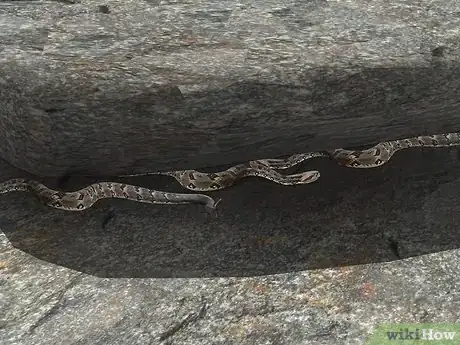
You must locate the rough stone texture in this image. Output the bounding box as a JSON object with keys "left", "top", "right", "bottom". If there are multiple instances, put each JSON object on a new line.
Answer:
{"left": 1, "top": 147, "right": 460, "bottom": 344}
{"left": 1, "top": 0, "right": 460, "bottom": 177}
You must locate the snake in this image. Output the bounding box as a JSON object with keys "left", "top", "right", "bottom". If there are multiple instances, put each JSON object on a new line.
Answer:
{"left": 0, "top": 162, "right": 320, "bottom": 212}
{"left": 123, "top": 160, "right": 321, "bottom": 191}
{"left": 256, "top": 132, "right": 460, "bottom": 171}
{"left": 0, "top": 178, "right": 221, "bottom": 213}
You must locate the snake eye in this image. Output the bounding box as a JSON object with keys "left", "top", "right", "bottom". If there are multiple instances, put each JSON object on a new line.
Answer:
{"left": 188, "top": 183, "right": 196, "bottom": 189}
{"left": 375, "top": 159, "right": 383, "bottom": 165}
{"left": 77, "top": 204, "right": 84, "bottom": 209}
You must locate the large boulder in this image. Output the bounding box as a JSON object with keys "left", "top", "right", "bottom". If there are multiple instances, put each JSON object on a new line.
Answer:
{"left": 1, "top": 0, "right": 460, "bottom": 177}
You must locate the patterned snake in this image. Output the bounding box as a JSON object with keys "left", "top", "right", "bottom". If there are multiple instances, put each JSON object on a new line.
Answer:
{"left": 0, "top": 178, "right": 222, "bottom": 213}
{"left": 256, "top": 132, "right": 460, "bottom": 171}
{"left": 1, "top": 132, "right": 459, "bottom": 212}
{"left": 122, "top": 160, "right": 320, "bottom": 191}
{"left": 0, "top": 162, "right": 319, "bottom": 212}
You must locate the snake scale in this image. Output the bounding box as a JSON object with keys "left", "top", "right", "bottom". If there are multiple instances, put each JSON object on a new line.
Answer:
{"left": 1, "top": 132, "right": 459, "bottom": 211}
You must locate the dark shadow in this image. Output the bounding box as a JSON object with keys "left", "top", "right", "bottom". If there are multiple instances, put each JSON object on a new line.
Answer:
{"left": 1, "top": 147, "right": 460, "bottom": 278}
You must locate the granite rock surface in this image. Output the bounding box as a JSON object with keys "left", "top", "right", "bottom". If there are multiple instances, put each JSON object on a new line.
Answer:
{"left": 1, "top": 148, "right": 460, "bottom": 344}
{"left": 1, "top": 0, "right": 460, "bottom": 176}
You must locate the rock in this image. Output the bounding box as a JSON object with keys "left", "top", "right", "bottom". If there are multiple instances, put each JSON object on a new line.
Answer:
{"left": 1, "top": 0, "right": 460, "bottom": 177}
{"left": 1, "top": 148, "right": 460, "bottom": 344}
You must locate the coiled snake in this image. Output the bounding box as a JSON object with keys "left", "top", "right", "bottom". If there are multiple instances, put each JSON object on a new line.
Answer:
{"left": 1, "top": 132, "right": 459, "bottom": 212}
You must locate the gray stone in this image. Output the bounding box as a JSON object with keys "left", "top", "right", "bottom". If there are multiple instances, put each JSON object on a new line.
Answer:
{"left": 1, "top": 147, "right": 460, "bottom": 344}
{"left": 1, "top": 0, "right": 460, "bottom": 176}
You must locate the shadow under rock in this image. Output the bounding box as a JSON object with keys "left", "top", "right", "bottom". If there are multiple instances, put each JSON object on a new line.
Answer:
{"left": 1, "top": 148, "right": 460, "bottom": 278}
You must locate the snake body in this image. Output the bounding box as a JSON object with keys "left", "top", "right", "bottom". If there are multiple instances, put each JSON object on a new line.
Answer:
{"left": 258, "top": 132, "right": 460, "bottom": 171}
{"left": 124, "top": 160, "right": 321, "bottom": 191}
{"left": 0, "top": 163, "right": 320, "bottom": 211}
{"left": 0, "top": 178, "right": 220, "bottom": 213}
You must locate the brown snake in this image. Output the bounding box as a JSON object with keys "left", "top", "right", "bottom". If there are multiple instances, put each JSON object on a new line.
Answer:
{"left": 0, "top": 162, "right": 320, "bottom": 212}
{"left": 258, "top": 132, "right": 460, "bottom": 170}
{"left": 0, "top": 179, "right": 221, "bottom": 213}
{"left": 122, "top": 160, "right": 321, "bottom": 191}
